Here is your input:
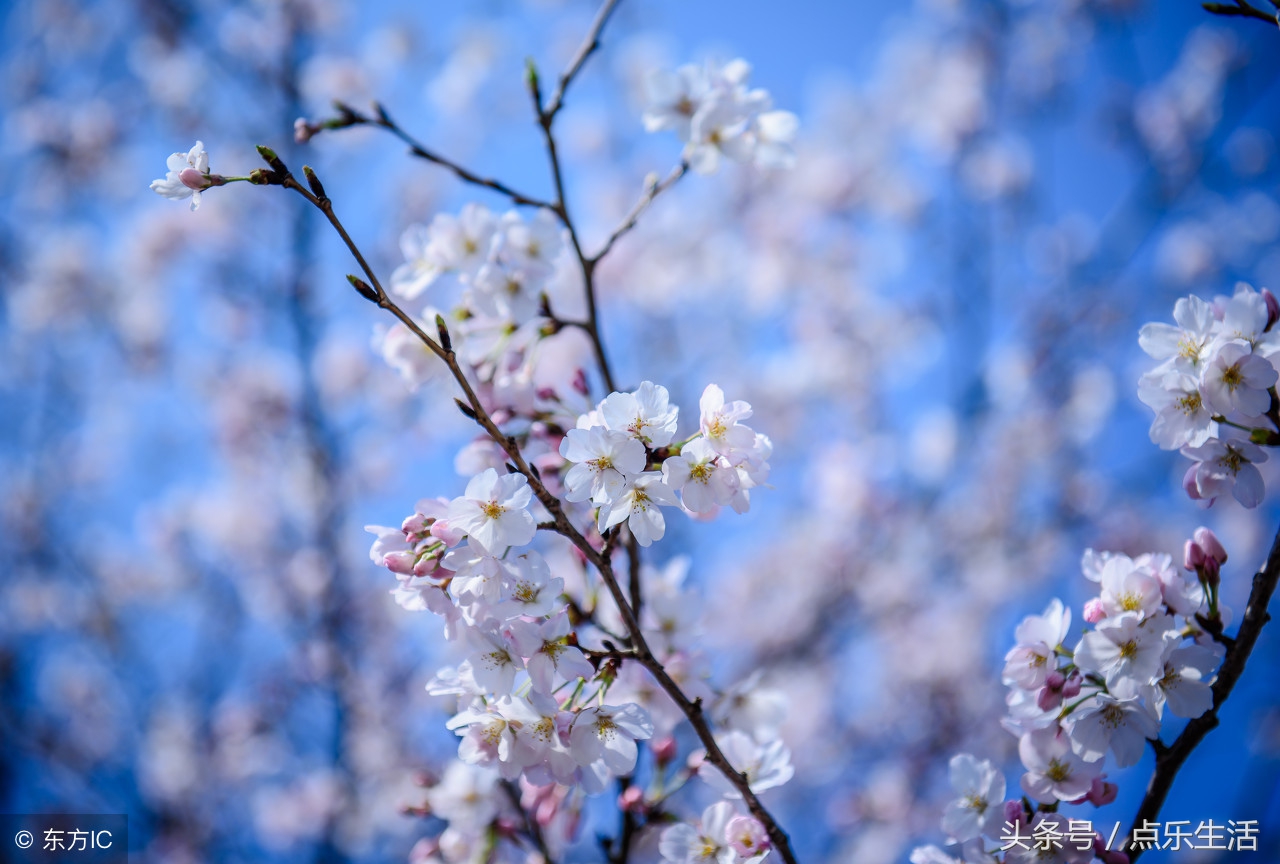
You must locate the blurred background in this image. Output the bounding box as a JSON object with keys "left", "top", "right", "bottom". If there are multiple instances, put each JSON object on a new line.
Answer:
{"left": 2, "top": 0, "right": 1280, "bottom": 861}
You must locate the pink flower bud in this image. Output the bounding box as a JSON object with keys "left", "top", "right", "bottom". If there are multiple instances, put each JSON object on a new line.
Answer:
{"left": 402, "top": 513, "right": 428, "bottom": 535}
{"left": 1003, "top": 799, "right": 1027, "bottom": 828}
{"left": 1086, "top": 776, "right": 1118, "bottom": 806}
{"left": 1045, "top": 670, "right": 1065, "bottom": 689}
{"left": 294, "top": 117, "right": 315, "bottom": 144}
{"left": 179, "top": 167, "right": 208, "bottom": 190}
{"left": 430, "top": 519, "right": 463, "bottom": 547}
{"left": 572, "top": 368, "right": 589, "bottom": 395}
{"left": 1264, "top": 288, "right": 1279, "bottom": 331}
{"left": 1193, "top": 527, "right": 1227, "bottom": 565}
{"left": 413, "top": 555, "right": 439, "bottom": 577}
{"left": 618, "top": 785, "right": 646, "bottom": 813}
{"left": 726, "top": 815, "right": 770, "bottom": 858}
{"left": 1183, "top": 540, "right": 1206, "bottom": 572}
{"left": 652, "top": 735, "right": 678, "bottom": 765}
{"left": 1083, "top": 597, "right": 1107, "bottom": 623}
{"left": 383, "top": 550, "right": 416, "bottom": 575}
{"left": 1037, "top": 684, "right": 1063, "bottom": 712}
{"left": 1061, "top": 672, "right": 1082, "bottom": 699}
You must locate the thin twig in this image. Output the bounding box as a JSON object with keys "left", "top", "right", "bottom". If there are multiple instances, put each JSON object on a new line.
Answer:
{"left": 501, "top": 779, "right": 557, "bottom": 862}
{"left": 606, "top": 774, "right": 640, "bottom": 864}
{"left": 625, "top": 529, "right": 642, "bottom": 619}
{"left": 1123, "top": 523, "right": 1280, "bottom": 860}
{"left": 335, "top": 102, "right": 555, "bottom": 210}
{"left": 592, "top": 162, "right": 689, "bottom": 263}
{"left": 1202, "top": 0, "right": 1279, "bottom": 25}
{"left": 543, "top": 0, "right": 624, "bottom": 120}
{"left": 527, "top": 0, "right": 620, "bottom": 395}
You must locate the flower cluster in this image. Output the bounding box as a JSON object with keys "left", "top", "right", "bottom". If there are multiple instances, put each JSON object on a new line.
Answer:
{"left": 152, "top": 40, "right": 800, "bottom": 863}
{"left": 391, "top": 203, "right": 563, "bottom": 322}
{"left": 562, "top": 381, "right": 772, "bottom": 545}
{"left": 659, "top": 802, "right": 771, "bottom": 864}
{"left": 910, "top": 529, "right": 1228, "bottom": 864}
{"left": 367, "top": 465, "right": 656, "bottom": 792}
{"left": 1138, "top": 282, "right": 1280, "bottom": 507}
{"left": 367, "top": 377, "right": 786, "bottom": 858}
{"left": 643, "top": 58, "right": 798, "bottom": 174}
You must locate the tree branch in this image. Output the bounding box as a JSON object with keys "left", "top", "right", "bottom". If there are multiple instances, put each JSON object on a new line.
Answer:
{"left": 264, "top": 159, "right": 801, "bottom": 864}
{"left": 501, "top": 779, "right": 557, "bottom": 863}
{"left": 329, "top": 101, "right": 556, "bottom": 210}
{"left": 591, "top": 162, "right": 689, "bottom": 264}
{"left": 1202, "top": 0, "right": 1279, "bottom": 26}
{"left": 543, "top": 0, "right": 624, "bottom": 120}
{"left": 527, "top": 0, "right": 622, "bottom": 395}
{"left": 1124, "top": 522, "right": 1280, "bottom": 860}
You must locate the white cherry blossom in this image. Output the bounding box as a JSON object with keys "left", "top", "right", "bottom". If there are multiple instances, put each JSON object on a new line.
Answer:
{"left": 1064, "top": 693, "right": 1160, "bottom": 767}
{"left": 568, "top": 703, "right": 654, "bottom": 776}
{"left": 597, "top": 472, "right": 678, "bottom": 546}
{"left": 659, "top": 801, "right": 737, "bottom": 864}
{"left": 600, "top": 381, "right": 679, "bottom": 446}
{"left": 560, "top": 426, "right": 647, "bottom": 504}
{"left": 447, "top": 468, "right": 537, "bottom": 552}
{"left": 940, "top": 753, "right": 1005, "bottom": 842}
{"left": 150, "top": 141, "right": 213, "bottom": 210}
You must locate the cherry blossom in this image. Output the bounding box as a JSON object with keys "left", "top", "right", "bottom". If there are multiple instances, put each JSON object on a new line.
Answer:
{"left": 446, "top": 468, "right": 537, "bottom": 552}
{"left": 940, "top": 754, "right": 1006, "bottom": 842}
{"left": 568, "top": 703, "right": 654, "bottom": 775}
{"left": 150, "top": 141, "right": 216, "bottom": 210}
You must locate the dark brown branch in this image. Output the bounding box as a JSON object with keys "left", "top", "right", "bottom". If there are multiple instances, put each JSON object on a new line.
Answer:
{"left": 501, "top": 779, "right": 556, "bottom": 862}
{"left": 605, "top": 774, "right": 641, "bottom": 864}
{"left": 1202, "top": 0, "right": 1279, "bottom": 26}
{"left": 527, "top": 0, "right": 621, "bottom": 395}
{"left": 625, "top": 529, "right": 643, "bottom": 619}
{"left": 1124, "top": 522, "right": 1280, "bottom": 860}
{"left": 333, "top": 102, "right": 555, "bottom": 210}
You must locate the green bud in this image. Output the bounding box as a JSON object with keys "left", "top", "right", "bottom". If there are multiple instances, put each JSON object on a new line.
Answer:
{"left": 346, "top": 274, "right": 379, "bottom": 304}
{"left": 255, "top": 145, "right": 287, "bottom": 174}
{"left": 435, "top": 314, "right": 452, "bottom": 353}
{"left": 302, "top": 165, "right": 326, "bottom": 199}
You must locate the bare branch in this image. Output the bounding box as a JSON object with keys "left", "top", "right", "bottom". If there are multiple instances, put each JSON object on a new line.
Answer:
{"left": 330, "top": 102, "right": 556, "bottom": 210}
{"left": 1202, "top": 0, "right": 1279, "bottom": 25}
{"left": 592, "top": 162, "right": 689, "bottom": 263}
{"left": 543, "top": 0, "right": 624, "bottom": 120}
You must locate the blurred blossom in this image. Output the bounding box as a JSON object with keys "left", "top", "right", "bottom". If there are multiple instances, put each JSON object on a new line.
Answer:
{"left": 960, "top": 136, "right": 1033, "bottom": 201}
{"left": 426, "top": 26, "right": 506, "bottom": 118}
{"left": 1156, "top": 220, "right": 1218, "bottom": 285}
{"left": 1133, "top": 26, "right": 1239, "bottom": 176}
